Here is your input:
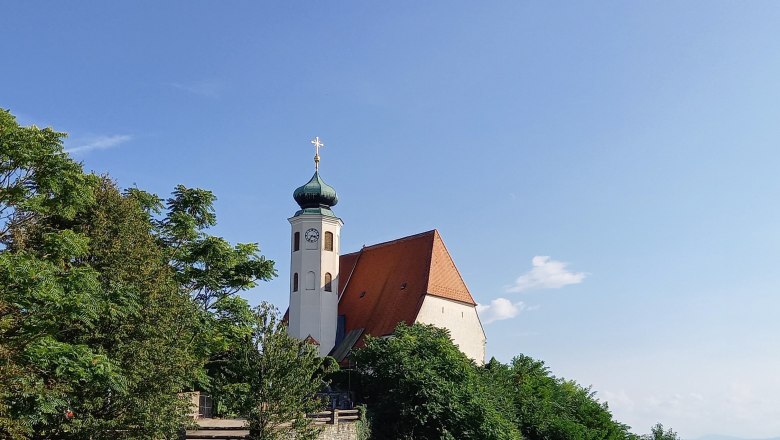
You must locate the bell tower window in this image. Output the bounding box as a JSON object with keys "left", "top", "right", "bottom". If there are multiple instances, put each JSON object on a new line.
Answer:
{"left": 294, "top": 231, "right": 300, "bottom": 251}
{"left": 324, "top": 272, "right": 332, "bottom": 292}
{"left": 293, "top": 273, "right": 299, "bottom": 292}
{"left": 324, "top": 231, "right": 334, "bottom": 251}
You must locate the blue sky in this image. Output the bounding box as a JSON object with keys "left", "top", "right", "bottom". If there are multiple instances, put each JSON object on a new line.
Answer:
{"left": 3, "top": 2, "right": 780, "bottom": 438}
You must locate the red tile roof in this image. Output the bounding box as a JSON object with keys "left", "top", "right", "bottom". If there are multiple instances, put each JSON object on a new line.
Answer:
{"left": 338, "top": 230, "right": 476, "bottom": 343}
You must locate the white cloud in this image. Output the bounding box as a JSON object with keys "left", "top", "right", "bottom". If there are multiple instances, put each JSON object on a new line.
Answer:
{"left": 65, "top": 134, "right": 132, "bottom": 154}
{"left": 507, "top": 256, "right": 586, "bottom": 293}
{"left": 171, "top": 80, "right": 224, "bottom": 98}
{"left": 477, "top": 298, "right": 528, "bottom": 324}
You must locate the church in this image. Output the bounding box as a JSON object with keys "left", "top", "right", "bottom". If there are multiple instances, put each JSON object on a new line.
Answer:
{"left": 286, "top": 139, "right": 486, "bottom": 364}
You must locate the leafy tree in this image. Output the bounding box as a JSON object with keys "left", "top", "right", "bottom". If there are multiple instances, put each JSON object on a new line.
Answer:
{"left": 157, "top": 184, "right": 275, "bottom": 312}
{"left": 1, "top": 177, "right": 203, "bottom": 439}
{"left": 243, "top": 303, "right": 336, "bottom": 440}
{"left": 641, "top": 423, "right": 680, "bottom": 440}
{"left": 138, "top": 184, "right": 277, "bottom": 415}
{"left": 0, "top": 109, "right": 97, "bottom": 248}
{"left": 504, "top": 354, "right": 634, "bottom": 440}
{"left": 0, "top": 111, "right": 99, "bottom": 437}
{"left": 0, "top": 111, "right": 202, "bottom": 438}
{"left": 352, "top": 323, "right": 521, "bottom": 440}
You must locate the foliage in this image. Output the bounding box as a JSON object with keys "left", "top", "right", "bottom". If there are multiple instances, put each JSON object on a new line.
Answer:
{"left": 501, "top": 354, "right": 634, "bottom": 440}
{"left": 354, "top": 405, "right": 371, "bottom": 440}
{"left": 0, "top": 109, "right": 98, "bottom": 248}
{"left": 156, "top": 184, "right": 276, "bottom": 312}
{"left": 352, "top": 323, "right": 521, "bottom": 440}
{"left": 0, "top": 111, "right": 204, "bottom": 439}
{"left": 244, "top": 303, "right": 337, "bottom": 440}
{"left": 641, "top": 423, "right": 680, "bottom": 440}
{"left": 146, "top": 183, "right": 277, "bottom": 416}
{"left": 1, "top": 173, "right": 203, "bottom": 438}
{"left": 352, "top": 323, "right": 647, "bottom": 440}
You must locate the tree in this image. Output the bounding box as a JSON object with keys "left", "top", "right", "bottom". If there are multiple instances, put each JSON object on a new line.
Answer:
{"left": 243, "top": 303, "right": 336, "bottom": 440}
{"left": 138, "top": 184, "right": 277, "bottom": 415}
{"left": 352, "top": 323, "right": 521, "bottom": 440}
{"left": 1, "top": 177, "right": 204, "bottom": 439}
{"left": 504, "top": 354, "right": 634, "bottom": 440}
{"left": 641, "top": 423, "right": 680, "bottom": 440}
{"left": 0, "top": 109, "right": 97, "bottom": 248}
{"left": 157, "top": 184, "right": 275, "bottom": 312}
{"left": 1, "top": 111, "right": 202, "bottom": 439}
{"left": 0, "top": 110, "right": 99, "bottom": 437}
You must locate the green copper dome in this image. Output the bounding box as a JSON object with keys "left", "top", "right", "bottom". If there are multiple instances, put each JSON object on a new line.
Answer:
{"left": 293, "top": 172, "right": 338, "bottom": 217}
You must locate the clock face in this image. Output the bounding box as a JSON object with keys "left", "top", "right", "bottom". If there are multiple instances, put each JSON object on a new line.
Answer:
{"left": 305, "top": 228, "right": 320, "bottom": 243}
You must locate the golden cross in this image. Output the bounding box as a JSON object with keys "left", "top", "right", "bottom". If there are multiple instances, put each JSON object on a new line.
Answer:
{"left": 311, "top": 136, "right": 324, "bottom": 171}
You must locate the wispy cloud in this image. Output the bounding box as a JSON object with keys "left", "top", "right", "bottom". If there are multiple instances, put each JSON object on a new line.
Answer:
{"left": 507, "top": 256, "right": 586, "bottom": 293}
{"left": 65, "top": 134, "right": 132, "bottom": 154}
{"left": 477, "top": 298, "right": 529, "bottom": 324}
{"left": 171, "top": 80, "right": 224, "bottom": 98}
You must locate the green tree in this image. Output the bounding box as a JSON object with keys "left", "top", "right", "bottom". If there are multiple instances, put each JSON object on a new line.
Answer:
{"left": 157, "top": 184, "right": 275, "bottom": 312}
{"left": 0, "top": 109, "right": 99, "bottom": 437}
{"left": 0, "top": 110, "right": 97, "bottom": 248}
{"left": 1, "top": 111, "right": 202, "bottom": 439}
{"left": 243, "top": 303, "right": 336, "bottom": 440}
{"left": 641, "top": 423, "right": 680, "bottom": 440}
{"left": 1, "top": 178, "right": 203, "bottom": 439}
{"left": 146, "top": 184, "right": 277, "bottom": 415}
{"left": 352, "top": 323, "right": 521, "bottom": 440}
{"left": 506, "top": 354, "right": 634, "bottom": 440}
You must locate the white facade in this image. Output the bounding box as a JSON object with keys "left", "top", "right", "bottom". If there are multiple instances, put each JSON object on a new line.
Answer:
{"left": 288, "top": 214, "right": 343, "bottom": 356}
{"left": 415, "top": 295, "right": 486, "bottom": 364}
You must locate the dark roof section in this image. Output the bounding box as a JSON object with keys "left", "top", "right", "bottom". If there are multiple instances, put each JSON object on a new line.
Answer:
{"left": 328, "top": 328, "right": 365, "bottom": 362}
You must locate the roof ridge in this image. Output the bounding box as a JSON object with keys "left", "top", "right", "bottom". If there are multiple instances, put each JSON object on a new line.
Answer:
{"left": 340, "top": 229, "right": 437, "bottom": 256}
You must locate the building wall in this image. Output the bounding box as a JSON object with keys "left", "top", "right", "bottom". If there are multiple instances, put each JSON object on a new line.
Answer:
{"left": 288, "top": 214, "right": 343, "bottom": 356}
{"left": 415, "top": 295, "right": 486, "bottom": 364}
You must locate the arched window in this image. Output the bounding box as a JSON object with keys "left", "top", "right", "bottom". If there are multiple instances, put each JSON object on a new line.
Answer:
{"left": 324, "top": 231, "right": 334, "bottom": 251}
{"left": 324, "top": 272, "right": 332, "bottom": 292}
{"left": 306, "top": 271, "right": 315, "bottom": 290}
{"left": 292, "top": 273, "right": 298, "bottom": 292}
{"left": 293, "top": 232, "right": 300, "bottom": 252}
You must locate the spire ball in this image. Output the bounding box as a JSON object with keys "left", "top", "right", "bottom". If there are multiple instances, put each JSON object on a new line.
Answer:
{"left": 311, "top": 136, "right": 324, "bottom": 171}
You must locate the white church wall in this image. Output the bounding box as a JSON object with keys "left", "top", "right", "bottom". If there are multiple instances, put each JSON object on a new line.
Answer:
{"left": 415, "top": 295, "right": 486, "bottom": 364}
{"left": 288, "top": 214, "right": 343, "bottom": 356}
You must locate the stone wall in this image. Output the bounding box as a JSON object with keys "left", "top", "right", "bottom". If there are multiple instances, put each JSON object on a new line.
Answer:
{"left": 317, "top": 422, "right": 358, "bottom": 440}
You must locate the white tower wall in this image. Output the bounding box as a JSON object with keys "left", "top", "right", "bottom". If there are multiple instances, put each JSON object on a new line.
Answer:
{"left": 288, "top": 214, "right": 342, "bottom": 356}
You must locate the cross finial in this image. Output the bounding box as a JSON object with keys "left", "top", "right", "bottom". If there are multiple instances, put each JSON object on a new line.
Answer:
{"left": 311, "top": 136, "right": 324, "bottom": 171}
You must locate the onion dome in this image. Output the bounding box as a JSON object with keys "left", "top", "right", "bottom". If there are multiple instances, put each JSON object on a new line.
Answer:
{"left": 292, "top": 171, "right": 338, "bottom": 217}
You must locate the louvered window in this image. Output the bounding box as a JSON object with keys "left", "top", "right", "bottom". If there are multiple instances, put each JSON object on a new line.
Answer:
{"left": 324, "top": 231, "right": 334, "bottom": 251}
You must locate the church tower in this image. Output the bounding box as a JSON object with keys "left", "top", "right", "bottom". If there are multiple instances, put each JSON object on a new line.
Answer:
{"left": 288, "top": 137, "right": 342, "bottom": 356}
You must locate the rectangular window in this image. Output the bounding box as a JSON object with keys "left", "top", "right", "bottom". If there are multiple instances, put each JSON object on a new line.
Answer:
{"left": 294, "top": 231, "right": 300, "bottom": 251}
{"left": 324, "top": 273, "right": 332, "bottom": 292}
{"left": 324, "top": 231, "right": 333, "bottom": 251}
